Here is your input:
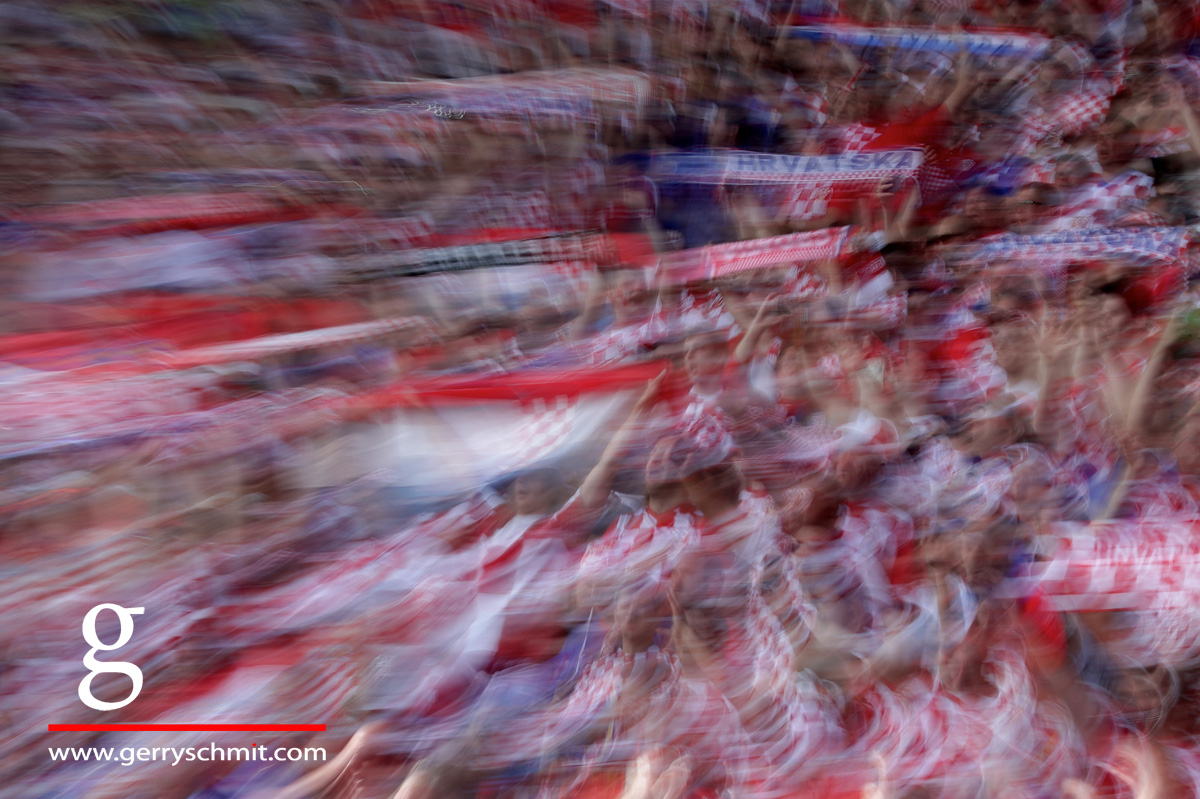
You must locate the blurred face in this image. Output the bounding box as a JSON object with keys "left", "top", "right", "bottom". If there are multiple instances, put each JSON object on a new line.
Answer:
{"left": 745, "top": 272, "right": 788, "bottom": 305}
{"left": 680, "top": 599, "right": 726, "bottom": 646}
{"left": 511, "top": 474, "right": 557, "bottom": 516}
{"left": 1040, "top": 60, "right": 1070, "bottom": 89}
{"left": 1056, "top": 160, "right": 1091, "bottom": 192}
{"left": 1116, "top": 670, "right": 1165, "bottom": 730}
{"left": 832, "top": 449, "right": 881, "bottom": 493}
{"left": 775, "top": 346, "right": 807, "bottom": 400}
{"left": 976, "top": 118, "right": 1020, "bottom": 157}
{"left": 1096, "top": 135, "right": 1119, "bottom": 167}
{"left": 896, "top": 344, "right": 927, "bottom": 387}
{"left": 962, "top": 411, "right": 1018, "bottom": 455}
{"left": 960, "top": 187, "right": 987, "bottom": 219}
{"left": 1099, "top": 295, "right": 1131, "bottom": 340}
{"left": 939, "top": 627, "right": 991, "bottom": 693}
{"left": 614, "top": 589, "right": 666, "bottom": 649}
{"left": 682, "top": 463, "right": 741, "bottom": 509}
{"left": 962, "top": 529, "right": 1012, "bottom": 592}
{"left": 645, "top": 436, "right": 683, "bottom": 488}
{"left": 684, "top": 335, "right": 729, "bottom": 383}
{"left": 672, "top": 557, "right": 736, "bottom": 645}
{"left": 1011, "top": 465, "right": 1053, "bottom": 513}
{"left": 1146, "top": 72, "right": 1172, "bottom": 108}
{"left": 1009, "top": 187, "right": 1047, "bottom": 229}
{"left": 610, "top": 271, "right": 651, "bottom": 319}
{"left": 991, "top": 320, "right": 1035, "bottom": 373}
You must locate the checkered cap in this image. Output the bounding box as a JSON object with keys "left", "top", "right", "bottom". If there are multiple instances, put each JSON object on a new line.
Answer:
{"left": 743, "top": 423, "right": 841, "bottom": 489}
{"left": 645, "top": 414, "right": 736, "bottom": 482}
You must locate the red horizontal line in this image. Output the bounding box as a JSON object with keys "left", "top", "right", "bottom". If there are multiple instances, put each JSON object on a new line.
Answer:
{"left": 48, "top": 724, "right": 325, "bottom": 732}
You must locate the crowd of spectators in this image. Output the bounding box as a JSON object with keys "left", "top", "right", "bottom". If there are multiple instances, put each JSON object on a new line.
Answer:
{"left": 7, "top": 1, "right": 1200, "bottom": 798}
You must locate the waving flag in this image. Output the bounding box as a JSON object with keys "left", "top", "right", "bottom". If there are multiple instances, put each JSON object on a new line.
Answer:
{"left": 1029, "top": 520, "right": 1200, "bottom": 665}
{"left": 18, "top": 192, "right": 320, "bottom": 237}
{"left": 652, "top": 150, "right": 923, "bottom": 230}
{"left": 970, "top": 227, "right": 1189, "bottom": 267}
{"left": 160, "top": 318, "right": 434, "bottom": 370}
{"left": 664, "top": 227, "right": 851, "bottom": 282}
{"left": 301, "top": 362, "right": 665, "bottom": 495}
{"left": 1033, "top": 520, "right": 1200, "bottom": 613}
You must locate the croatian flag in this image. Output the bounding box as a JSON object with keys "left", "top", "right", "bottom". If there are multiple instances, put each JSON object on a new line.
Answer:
{"left": 307, "top": 362, "right": 665, "bottom": 497}
{"left": 971, "top": 227, "right": 1189, "bottom": 267}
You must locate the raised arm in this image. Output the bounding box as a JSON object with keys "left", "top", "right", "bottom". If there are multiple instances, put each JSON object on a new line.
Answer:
{"left": 1124, "top": 303, "right": 1184, "bottom": 440}
{"left": 733, "top": 293, "right": 781, "bottom": 365}
{"left": 577, "top": 371, "right": 668, "bottom": 509}
{"left": 1032, "top": 308, "right": 1081, "bottom": 449}
{"left": 942, "top": 50, "right": 977, "bottom": 119}
{"left": 255, "top": 723, "right": 381, "bottom": 799}
{"left": 885, "top": 179, "right": 921, "bottom": 244}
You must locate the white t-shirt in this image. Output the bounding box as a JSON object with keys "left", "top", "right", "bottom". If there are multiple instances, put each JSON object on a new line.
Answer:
{"left": 489, "top": 512, "right": 548, "bottom": 551}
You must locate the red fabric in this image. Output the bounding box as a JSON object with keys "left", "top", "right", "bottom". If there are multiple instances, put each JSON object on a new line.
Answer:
{"left": 889, "top": 539, "right": 923, "bottom": 587}
{"left": 19, "top": 193, "right": 332, "bottom": 237}
{"left": 134, "top": 310, "right": 275, "bottom": 348}
{"left": 601, "top": 232, "right": 658, "bottom": 269}
{"left": 935, "top": 324, "right": 988, "bottom": 365}
{"left": 867, "top": 106, "right": 978, "bottom": 219}
{"left": 565, "top": 773, "right": 625, "bottom": 799}
{"left": 426, "top": 227, "right": 561, "bottom": 247}
{"left": 357, "top": 360, "right": 669, "bottom": 407}
{"left": 449, "top": 507, "right": 515, "bottom": 551}
{"left": 1020, "top": 588, "right": 1068, "bottom": 669}
{"left": 867, "top": 106, "right": 953, "bottom": 152}
{"left": 491, "top": 622, "right": 568, "bottom": 664}
{"left": 0, "top": 294, "right": 363, "bottom": 360}
{"left": 1123, "top": 264, "right": 1184, "bottom": 315}
{"left": 543, "top": 0, "right": 599, "bottom": 27}
{"left": 477, "top": 539, "right": 529, "bottom": 595}
{"left": 285, "top": 298, "right": 367, "bottom": 331}
{"left": 0, "top": 327, "right": 133, "bottom": 357}
{"left": 838, "top": 249, "right": 888, "bottom": 284}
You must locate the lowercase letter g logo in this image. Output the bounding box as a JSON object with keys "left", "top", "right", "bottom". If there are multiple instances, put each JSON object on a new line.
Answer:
{"left": 79, "top": 604, "right": 144, "bottom": 711}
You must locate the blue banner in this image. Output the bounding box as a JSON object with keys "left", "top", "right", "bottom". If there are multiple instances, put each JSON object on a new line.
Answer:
{"left": 788, "top": 24, "right": 1050, "bottom": 59}
{"left": 651, "top": 148, "right": 924, "bottom": 184}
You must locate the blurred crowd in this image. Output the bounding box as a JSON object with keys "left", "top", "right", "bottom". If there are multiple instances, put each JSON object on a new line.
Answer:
{"left": 8, "top": 0, "right": 1200, "bottom": 798}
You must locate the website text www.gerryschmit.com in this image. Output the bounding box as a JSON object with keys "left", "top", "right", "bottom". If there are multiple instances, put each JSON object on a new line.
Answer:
{"left": 49, "top": 743, "right": 327, "bottom": 767}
